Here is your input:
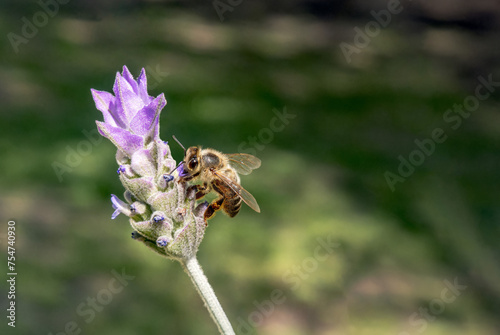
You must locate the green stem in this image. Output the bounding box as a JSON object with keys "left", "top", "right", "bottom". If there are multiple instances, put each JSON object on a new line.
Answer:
{"left": 180, "top": 257, "right": 235, "bottom": 335}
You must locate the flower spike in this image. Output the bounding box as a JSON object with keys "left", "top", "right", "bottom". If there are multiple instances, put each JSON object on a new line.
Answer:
{"left": 92, "top": 66, "right": 235, "bottom": 334}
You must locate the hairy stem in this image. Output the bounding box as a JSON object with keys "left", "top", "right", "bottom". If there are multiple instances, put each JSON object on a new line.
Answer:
{"left": 180, "top": 257, "right": 235, "bottom": 335}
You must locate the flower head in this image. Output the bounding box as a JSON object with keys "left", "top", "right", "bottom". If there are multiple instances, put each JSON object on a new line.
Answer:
{"left": 91, "top": 66, "right": 166, "bottom": 157}
{"left": 92, "top": 66, "right": 207, "bottom": 260}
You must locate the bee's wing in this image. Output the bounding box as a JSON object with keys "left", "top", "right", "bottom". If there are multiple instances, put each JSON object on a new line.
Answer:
{"left": 212, "top": 170, "right": 261, "bottom": 213}
{"left": 226, "top": 153, "right": 261, "bottom": 175}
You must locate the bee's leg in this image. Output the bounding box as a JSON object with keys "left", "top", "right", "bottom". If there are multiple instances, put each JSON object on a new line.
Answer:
{"left": 204, "top": 196, "right": 225, "bottom": 221}
{"left": 187, "top": 183, "right": 211, "bottom": 200}
{"left": 196, "top": 182, "right": 211, "bottom": 199}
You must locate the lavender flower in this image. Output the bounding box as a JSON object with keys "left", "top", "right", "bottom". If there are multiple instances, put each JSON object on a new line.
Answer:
{"left": 91, "top": 66, "right": 207, "bottom": 261}
{"left": 92, "top": 66, "right": 236, "bottom": 334}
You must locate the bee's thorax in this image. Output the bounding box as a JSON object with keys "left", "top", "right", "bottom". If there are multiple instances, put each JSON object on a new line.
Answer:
{"left": 202, "top": 152, "right": 220, "bottom": 169}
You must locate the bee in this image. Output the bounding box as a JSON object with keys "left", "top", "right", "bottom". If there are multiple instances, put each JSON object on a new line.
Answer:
{"left": 173, "top": 136, "right": 261, "bottom": 221}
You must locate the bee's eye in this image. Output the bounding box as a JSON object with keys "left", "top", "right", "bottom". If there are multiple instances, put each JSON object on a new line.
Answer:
{"left": 188, "top": 157, "right": 198, "bottom": 170}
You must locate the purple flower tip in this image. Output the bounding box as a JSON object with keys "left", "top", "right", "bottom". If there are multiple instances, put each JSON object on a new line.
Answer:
{"left": 92, "top": 66, "right": 167, "bottom": 156}
{"left": 117, "top": 165, "right": 126, "bottom": 174}
{"left": 111, "top": 209, "right": 121, "bottom": 220}
{"left": 156, "top": 236, "right": 169, "bottom": 247}
{"left": 111, "top": 194, "right": 130, "bottom": 219}
{"left": 152, "top": 215, "right": 164, "bottom": 223}
{"left": 163, "top": 174, "right": 174, "bottom": 182}
{"left": 111, "top": 194, "right": 121, "bottom": 208}
{"left": 176, "top": 162, "right": 190, "bottom": 178}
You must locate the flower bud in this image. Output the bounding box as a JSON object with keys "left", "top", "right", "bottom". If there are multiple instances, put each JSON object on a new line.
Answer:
{"left": 130, "top": 201, "right": 148, "bottom": 216}
{"left": 124, "top": 190, "right": 136, "bottom": 204}
{"left": 131, "top": 148, "right": 157, "bottom": 177}
{"left": 156, "top": 236, "right": 170, "bottom": 247}
{"left": 119, "top": 175, "right": 157, "bottom": 203}
{"left": 157, "top": 173, "right": 174, "bottom": 189}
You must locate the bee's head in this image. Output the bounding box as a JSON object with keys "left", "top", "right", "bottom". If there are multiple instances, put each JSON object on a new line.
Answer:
{"left": 172, "top": 136, "right": 201, "bottom": 180}
{"left": 183, "top": 146, "right": 202, "bottom": 175}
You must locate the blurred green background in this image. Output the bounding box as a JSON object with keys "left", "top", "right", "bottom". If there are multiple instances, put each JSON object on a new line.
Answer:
{"left": 1, "top": 0, "right": 500, "bottom": 334}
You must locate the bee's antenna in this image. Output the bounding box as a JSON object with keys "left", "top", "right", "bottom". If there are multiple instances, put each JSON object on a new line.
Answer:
{"left": 171, "top": 160, "right": 184, "bottom": 175}
{"left": 171, "top": 135, "right": 187, "bottom": 176}
{"left": 172, "top": 135, "right": 186, "bottom": 153}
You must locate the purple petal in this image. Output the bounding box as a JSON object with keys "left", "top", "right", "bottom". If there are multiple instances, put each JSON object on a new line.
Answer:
{"left": 121, "top": 66, "right": 139, "bottom": 94}
{"left": 148, "top": 94, "right": 166, "bottom": 141}
{"left": 137, "top": 68, "right": 151, "bottom": 104}
{"left": 91, "top": 89, "right": 127, "bottom": 128}
{"left": 113, "top": 72, "right": 143, "bottom": 124}
{"left": 129, "top": 94, "right": 166, "bottom": 137}
{"left": 177, "top": 162, "right": 190, "bottom": 178}
{"left": 96, "top": 121, "right": 143, "bottom": 156}
{"left": 111, "top": 194, "right": 120, "bottom": 208}
{"left": 112, "top": 73, "right": 129, "bottom": 124}
{"left": 111, "top": 194, "right": 129, "bottom": 219}
{"left": 111, "top": 209, "right": 121, "bottom": 219}
{"left": 117, "top": 165, "right": 126, "bottom": 174}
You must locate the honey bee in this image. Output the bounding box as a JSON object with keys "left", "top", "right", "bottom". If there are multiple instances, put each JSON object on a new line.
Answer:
{"left": 173, "top": 136, "right": 261, "bottom": 221}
